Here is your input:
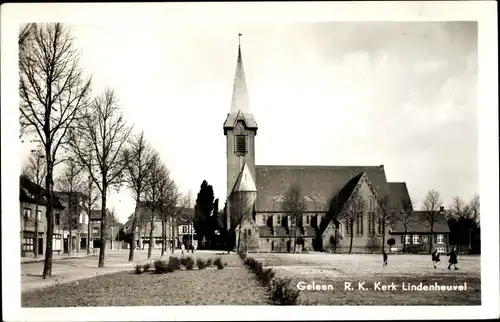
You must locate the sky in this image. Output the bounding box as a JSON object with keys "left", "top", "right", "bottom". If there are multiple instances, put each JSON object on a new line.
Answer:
{"left": 19, "top": 20, "right": 478, "bottom": 224}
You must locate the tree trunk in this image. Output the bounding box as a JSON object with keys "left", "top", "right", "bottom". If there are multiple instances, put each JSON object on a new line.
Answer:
{"left": 381, "top": 218, "right": 386, "bottom": 253}
{"left": 403, "top": 227, "right": 407, "bottom": 253}
{"left": 349, "top": 222, "right": 354, "bottom": 254}
{"left": 171, "top": 217, "right": 175, "bottom": 254}
{"left": 293, "top": 217, "right": 298, "bottom": 253}
{"left": 98, "top": 189, "right": 107, "bottom": 267}
{"left": 68, "top": 201, "right": 73, "bottom": 256}
{"left": 42, "top": 160, "right": 54, "bottom": 279}
{"left": 128, "top": 201, "right": 139, "bottom": 262}
{"left": 236, "top": 228, "right": 242, "bottom": 253}
{"left": 87, "top": 211, "right": 91, "bottom": 255}
{"left": 34, "top": 199, "right": 40, "bottom": 258}
{"left": 429, "top": 224, "right": 434, "bottom": 254}
{"left": 147, "top": 209, "right": 155, "bottom": 259}
{"left": 161, "top": 217, "right": 166, "bottom": 257}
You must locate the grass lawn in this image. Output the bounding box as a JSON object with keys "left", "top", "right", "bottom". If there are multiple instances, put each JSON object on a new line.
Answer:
{"left": 251, "top": 253, "right": 481, "bottom": 305}
{"left": 22, "top": 254, "right": 270, "bottom": 307}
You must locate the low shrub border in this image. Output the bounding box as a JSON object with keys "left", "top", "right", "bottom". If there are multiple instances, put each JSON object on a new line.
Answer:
{"left": 239, "top": 252, "right": 301, "bottom": 305}
{"left": 134, "top": 255, "right": 226, "bottom": 275}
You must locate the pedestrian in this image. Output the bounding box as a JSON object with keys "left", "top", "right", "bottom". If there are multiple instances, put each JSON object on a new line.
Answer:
{"left": 181, "top": 243, "right": 185, "bottom": 255}
{"left": 383, "top": 251, "right": 388, "bottom": 266}
{"left": 431, "top": 250, "right": 441, "bottom": 268}
{"left": 447, "top": 248, "right": 459, "bottom": 270}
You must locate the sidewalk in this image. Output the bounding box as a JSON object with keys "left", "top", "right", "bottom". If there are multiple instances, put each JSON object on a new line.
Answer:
{"left": 21, "top": 249, "right": 216, "bottom": 293}
{"left": 21, "top": 252, "right": 95, "bottom": 264}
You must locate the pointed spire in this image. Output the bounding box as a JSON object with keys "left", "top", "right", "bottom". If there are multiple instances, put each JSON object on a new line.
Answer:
{"left": 230, "top": 34, "right": 250, "bottom": 113}
{"left": 232, "top": 163, "right": 257, "bottom": 193}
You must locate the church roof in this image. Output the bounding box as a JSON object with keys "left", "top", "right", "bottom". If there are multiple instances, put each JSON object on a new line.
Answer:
{"left": 388, "top": 182, "right": 412, "bottom": 209}
{"left": 232, "top": 163, "right": 257, "bottom": 193}
{"left": 223, "top": 43, "right": 258, "bottom": 133}
{"left": 254, "top": 165, "right": 390, "bottom": 212}
{"left": 231, "top": 45, "right": 249, "bottom": 114}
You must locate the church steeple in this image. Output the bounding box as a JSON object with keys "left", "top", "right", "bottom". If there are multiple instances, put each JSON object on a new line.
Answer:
{"left": 223, "top": 33, "right": 257, "bottom": 134}
{"left": 230, "top": 37, "right": 250, "bottom": 113}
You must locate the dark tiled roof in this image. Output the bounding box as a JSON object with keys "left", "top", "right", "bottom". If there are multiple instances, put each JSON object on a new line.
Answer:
{"left": 19, "top": 176, "right": 65, "bottom": 209}
{"left": 388, "top": 182, "right": 412, "bottom": 210}
{"left": 254, "top": 165, "right": 389, "bottom": 212}
{"left": 391, "top": 211, "right": 450, "bottom": 233}
{"left": 318, "top": 173, "right": 363, "bottom": 235}
{"left": 89, "top": 209, "right": 111, "bottom": 220}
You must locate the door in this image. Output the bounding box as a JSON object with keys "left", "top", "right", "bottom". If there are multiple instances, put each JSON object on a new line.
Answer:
{"left": 63, "top": 238, "right": 69, "bottom": 254}
{"left": 38, "top": 238, "right": 43, "bottom": 255}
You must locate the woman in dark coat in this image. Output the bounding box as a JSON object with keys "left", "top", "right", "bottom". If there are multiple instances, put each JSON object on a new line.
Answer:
{"left": 447, "top": 248, "right": 458, "bottom": 270}
{"left": 431, "top": 250, "right": 440, "bottom": 269}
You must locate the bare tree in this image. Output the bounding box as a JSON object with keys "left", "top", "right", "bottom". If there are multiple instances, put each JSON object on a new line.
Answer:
{"left": 172, "top": 192, "right": 193, "bottom": 254}
{"left": 339, "top": 190, "right": 365, "bottom": 254}
{"left": 68, "top": 88, "right": 132, "bottom": 267}
{"left": 450, "top": 196, "right": 466, "bottom": 219}
{"left": 392, "top": 197, "right": 415, "bottom": 253}
{"left": 282, "top": 184, "right": 307, "bottom": 253}
{"left": 122, "top": 131, "right": 154, "bottom": 261}
{"left": 19, "top": 23, "right": 92, "bottom": 278}
{"left": 469, "top": 194, "right": 480, "bottom": 226}
{"left": 143, "top": 153, "right": 165, "bottom": 259}
{"left": 81, "top": 175, "right": 99, "bottom": 254}
{"left": 423, "top": 189, "right": 443, "bottom": 254}
{"left": 22, "top": 149, "right": 47, "bottom": 258}
{"left": 376, "top": 195, "right": 395, "bottom": 253}
{"left": 158, "top": 176, "right": 180, "bottom": 257}
{"left": 56, "top": 158, "right": 84, "bottom": 255}
{"left": 229, "top": 192, "right": 255, "bottom": 253}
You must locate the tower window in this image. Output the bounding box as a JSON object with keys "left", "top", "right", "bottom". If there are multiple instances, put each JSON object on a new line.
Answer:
{"left": 235, "top": 135, "right": 247, "bottom": 155}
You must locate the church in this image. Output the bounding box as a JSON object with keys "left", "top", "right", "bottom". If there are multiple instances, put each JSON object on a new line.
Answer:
{"left": 223, "top": 39, "right": 413, "bottom": 253}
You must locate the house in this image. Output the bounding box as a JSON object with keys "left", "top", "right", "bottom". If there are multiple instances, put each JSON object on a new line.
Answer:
{"left": 88, "top": 209, "right": 120, "bottom": 249}
{"left": 19, "top": 175, "right": 65, "bottom": 257}
{"left": 123, "top": 203, "right": 195, "bottom": 250}
{"left": 53, "top": 191, "right": 88, "bottom": 254}
{"left": 224, "top": 41, "right": 416, "bottom": 253}
{"left": 389, "top": 207, "right": 451, "bottom": 253}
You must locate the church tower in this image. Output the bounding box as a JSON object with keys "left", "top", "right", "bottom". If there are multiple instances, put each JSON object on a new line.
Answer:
{"left": 223, "top": 35, "right": 258, "bottom": 230}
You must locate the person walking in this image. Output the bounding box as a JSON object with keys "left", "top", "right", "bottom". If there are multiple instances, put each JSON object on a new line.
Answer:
{"left": 382, "top": 251, "right": 388, "bottom": 266}
{"left": 431, "top": 250, "right": 441, "bottom": 268}
{"left": 447, "top": 248, "right": 459, "bottom": 270}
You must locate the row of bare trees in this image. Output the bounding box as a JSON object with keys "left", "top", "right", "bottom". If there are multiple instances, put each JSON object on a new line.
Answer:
{"left": 19, "top": 23, "right": 184, "bottom": 278}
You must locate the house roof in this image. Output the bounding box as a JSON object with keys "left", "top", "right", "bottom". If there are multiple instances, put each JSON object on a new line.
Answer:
{"left": 19, "top": 176, "right": 65, "bottom": 209}
{"left": 255, "top": 165, "right": 389, "bottom": 212}
{"left": 89, "top": 209, "right": 111, "bottom": 220}
{"left": 391, "top": 211, "right": 450, "bottom": 233}
{"left": 388, "top": 182, "right": 412, "bottom": 210}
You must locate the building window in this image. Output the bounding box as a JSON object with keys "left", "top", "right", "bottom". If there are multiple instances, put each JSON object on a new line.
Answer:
{"left": 356, "top": 213, "right": 364, "bottom": 235}
{"left": 306, "top": 215, "right": 310, "bottom": 225}
{"left": 437, "top": 234, "right": 444, "bottom": 244}
{"left": 369, "top": 198, "right": 374, "bottom": 211}
{"left": 404, "top": 235, "right": 411, "bottom": 244}
{"left": 413, "top": 234, "right": 420, "bottom": 244}
{"left": 55, "top": 213, "right": 60, "bottom": 226}
{"left": 79, "top": 214, "right": 83, "bottom": 224}
{"left": 22, "top": 231, "right": 35, "bottom": 252}
{"left": 24, "top": 208, "right": 32, "bottom": 219}
{"left": 368, "top": 213, "right": 376, "bottom": 236}
{"left": 53, "top": 233, "right": 62, "bottom": 251}
{"left": 235, "top": 135, "right": 247, "bottom": 155}
{"left": 92, "top": 228, "right": 99, "bottom": 234}
{"left": 377, "top": 218, "right": 383, "bottom": 235}
{"left": 36, "top": 210, "right": 42, "bottom": 222}
{"left": 345, "top": 219, "right": 352, "bottom": 236}
{"left": 248, "top": 229, "right": 252, "bottom": 237}
{"left": 423, "top": 236, "right": 428, "bottom": 243}
{"left": 182, "top": 226, "right": 187, "bottom": 234}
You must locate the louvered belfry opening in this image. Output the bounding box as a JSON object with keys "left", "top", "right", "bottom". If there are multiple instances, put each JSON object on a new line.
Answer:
{"left": 235, "top": 135, "right": 247, "bottom": 155}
